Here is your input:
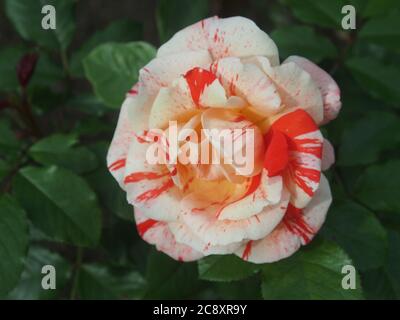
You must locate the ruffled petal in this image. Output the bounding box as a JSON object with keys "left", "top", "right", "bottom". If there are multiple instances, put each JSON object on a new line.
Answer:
{"left": 267, "top": 61, "right": 324, "bottom": 124}
{"left": 135, "top": 209, "right": 203, "bottom": 261}
{"left": 180, "top": 187, "right": 290, "bottom": 246}
{"left": 157, "top": 16, "right": 279, "bottom": 65}
{"left": 210, "top": 57, "right": 281, "bottom": 115}
{"left": 235, "top": 174, "right": 331, "bottom": 263}
{"left": 284, "top": 56, "right": 341, "bottom": 124}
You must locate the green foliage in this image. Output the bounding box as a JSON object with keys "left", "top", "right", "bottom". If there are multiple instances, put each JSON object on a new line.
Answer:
{"left": 198, "top": 255, "right": 259, "bottom": 282}
{"left": 5, "top": 0, "right": 76, "bottom": 51}
{"left": 76, "top": 265, "right": 146, "bottom": 299}
{"left": 354, "top": 161, "right": 400, "bottom": 213}
{"left": 0, "top": 196, "right": 28, "bottom": 297}
{"left": 261, "top": 240, "right": 363, "bottom": 299}
{"left": 0, "top": 0, "right": 399, "bottom": 300}
{"left": 83, "top": 42, "right": 156, "bottom": 108}
{"left": 156, "top": 0, "right": 209, "bottom": 43}
{"left": 7, "top": 247, "right": 71, "bottom": 299}
{"left": 271, "top": 26, "right": 336, "bottom": 62}
{"left": 70, "top": 20, "right": 143, "bottom": 77}
{"left": 13, "top": 166, "right": 102, "bottom": 247}
{"left": 321, "top": 200, "right": 387, "bottom": 271}
{"left": 28, "top": 134, "right": 98, "bottom": 174}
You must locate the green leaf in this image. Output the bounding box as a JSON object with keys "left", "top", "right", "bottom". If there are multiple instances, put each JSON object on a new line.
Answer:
{"left": 354, "top": 160, "right": 400, "bottom": 213}
{"left": 198, "top": 255, "right": 259, "bottom": 282}
{"left": 0, "top": 195, "right": 29, "bottom": 297}
{"left": 145, "top": 250, "right": 201, "bottom": 299}
{"left": 66, "top": 94, "right": 110, "bottom": 117}
{"left": 77, "top": 264, "right": 146, "bottom": 299}
{"left": 384, "top": 230, "right": 400, "bottom": 297}
{"left": 29, "top": 134, "right": 98, "bottom": 174}
{"left": 211, "top": 276, "right": 262, "bottom": 299}
{"left": 271, "top": 26, "right": 336, "bottom": 62}
{"left": 70, "top": 19, "right": 142, "bottom": 77}
{"left": 362, "top": 230, "right": 400, "bottom": 299}
{"left": 85, "top": 141, "right": 132, "bottom": 221}
{"left": 361, "top": 268, "right": 397, "bottom": 299}
{"left": 5, "top": 0, "right": 76, "bottom": 50}
{"left": 83, "top": 42, "right": 156, "bottom": 108}
{"left": 360, "top": 11, "right": 400, "bottom": 51}
{"left": 7, "top": 247, "right": 70, "bottom": 299}
{"left": 261, "top": 240, "right": 363, "bottom": 299}
{"left": 156, "top": 0, "right": 209, "bottom": 43}
{"left": 338, "top": 111, "right": 400, "bottom": 166}
{"left": 321, "top": 200, "right": 387, "bottom": 271}
{"left": 284, "top": 0, "right": 345, "bottom": 28}
{"left": 13, "top": 165, "right": 102, "bottom": 247}
{"left": 363, "top": 0, "right": 400, "bottom": 17}
{"left": 346, "top": 58, "right": 400, "bottom": 107}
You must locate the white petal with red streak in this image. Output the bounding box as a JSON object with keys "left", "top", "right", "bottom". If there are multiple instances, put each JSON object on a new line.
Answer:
{"left": 140, "top": 50, "right": 212, "bottom": 96}
{"left": 284, "top": 56, "right": 341, "bottom": 124}
{"left": 107, "top": 94, "right": 137, "bottom": 189}
{"left": 235, "top": 174, "right": 332, "bottom": 263}
{"left": 168, "top": 221, "right": 242, "bottom": 255}
{"left": 157, "top": 16, "right": 279, "bottom": 66}
{"left": 135, "top": 209, "right": 203, "bottom": 261}
{"left": 180, "top": 188, "right": 290, "bottom": 246}
{"left": 124, "top": 135, "right": 182, "bottom": 222}
{"left": 211, "top": 57, "right": 281, "bottom": 115}
{"left": 268, "top": 61, "right": 324, "bottom": 124}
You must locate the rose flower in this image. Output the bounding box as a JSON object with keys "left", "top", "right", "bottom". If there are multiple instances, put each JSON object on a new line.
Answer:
{"left": 107, "top": 16, "right": 341, "bottom": 264}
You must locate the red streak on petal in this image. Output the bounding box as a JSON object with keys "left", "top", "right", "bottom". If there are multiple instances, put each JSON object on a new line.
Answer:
{"left": 108, "top": 159, "right": 126, "bottom": 171}
{"left": 136, "top": 179, "right": 174, "bottom": 202}
{"left": 137, "top": 219, "right": 158, "bottom": 237}
{"left": 292, "top": 165, "right": 321, "bottom": 197}
{"left": 291, "top": 138, "right": 322, "bottom": 159}
{"left": 242, "top": 240, "right": 253, "bottom": 261}
{"left": 128, "top": 89, "right": 138, "bottom": 95}
{"left": 283, "top": 204, "right": 314, "bottom": 244}
{"left": 264, "top": 128, "right": 289, "bottom": 177}
{"left": 124, "top": 171, "right": 169, "bottom": 184}
{"left": 272, "top": 109, "right": 318, "bottom": 138}
{"left": 184, "top": 67, "right": 217, "bottom": 106}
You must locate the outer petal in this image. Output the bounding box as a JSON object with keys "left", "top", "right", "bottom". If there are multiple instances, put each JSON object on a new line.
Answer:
{"left": 157, "top": 16, "right": 279, "bottom": 66}
{"left": 107, "top": 88, "right": 141, "bottom": 189}
{"left": 284, "top": 56, "right": 341, "bottom": 124}
{"left": 124, "top": 132, "right": 182, "bottom": 221}
{"left": 180, "top": 188, "right": 290, "bottom": 246}
{"left": 235, "top": 174, "right": 332, "bottom": 264}
{"left": 134, "top": 209, "right": 203, "bottom": 261}
{"left": 168, "top": 221, "right": 242, "bottom": 255}
{"left": 267, "top": 61, "right": 324, "bottom": 124}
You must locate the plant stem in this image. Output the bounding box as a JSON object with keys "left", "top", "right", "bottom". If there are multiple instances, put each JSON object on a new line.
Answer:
{"left": 20, "top": 87, "right": 42, "bottom": 137}
{"left": 70, "top": 247, "right": 84, "bottom": 300}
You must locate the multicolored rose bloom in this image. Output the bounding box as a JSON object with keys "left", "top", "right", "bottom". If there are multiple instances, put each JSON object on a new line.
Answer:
{"left": 107, "top": 16, "right": 341, "bottom": 264}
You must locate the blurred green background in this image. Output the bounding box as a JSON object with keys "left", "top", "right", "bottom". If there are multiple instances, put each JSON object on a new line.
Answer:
{"left": 0, "top": 0, "right": 400, "bottom": 300}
